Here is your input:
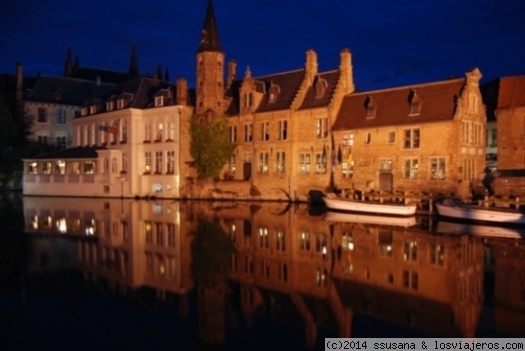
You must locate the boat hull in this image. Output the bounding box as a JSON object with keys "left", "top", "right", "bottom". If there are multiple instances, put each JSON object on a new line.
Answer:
{"left": 435, "top": 201, "right": 525, "bottom": 225}
{"left": 322, "top": 196, "right": 417, "bottom": 216}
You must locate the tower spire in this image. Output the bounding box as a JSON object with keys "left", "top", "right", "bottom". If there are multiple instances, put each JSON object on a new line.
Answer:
{"left": 129, "top": 40, "right": 139, "bottom": 78}
{"left": 64, "top": 45, "right": 72, "bottom": 77}
{"left": 197, "top": 0, "right": 222, "bottom": 53}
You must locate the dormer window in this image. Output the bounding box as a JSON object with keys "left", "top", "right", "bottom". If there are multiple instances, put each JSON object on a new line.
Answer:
{"left": 409, "top": 90, "right": 422, "bottom": 116}
{"left": 154, "top": 89, "right": 171, "bottom": 107}
{"left": 365, "top": 97, "right": 377, "bottom": 119}
{"left": 315, "top": 78, "right": 328, "bottom": 99}
{"left": 81, "top": 107, "right": 88, "bottom": 116}
{"left": 106, "top": 100, "right": 114, "bottom": 111}
{"left": 117, "top": 93, "right": 134, "bottom": 109}
{"left": 268, "top": 83, "right": 280, "bottom": 103}
{"left": 245, "top": 92, "right": 253, "bottom": 107}
{"left": 89, "top": 104, "right": 98, "bottom": 115}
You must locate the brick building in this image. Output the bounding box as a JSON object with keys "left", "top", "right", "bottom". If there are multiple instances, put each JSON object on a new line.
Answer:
{"left": 22, "top": 0, "right": 488, "bottom": 200}
{"left": 331, "top": 69, "right": 487, "bottom": 197}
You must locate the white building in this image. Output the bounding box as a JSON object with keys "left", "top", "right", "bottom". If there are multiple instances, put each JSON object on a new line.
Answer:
{"left": 23, "top": 77, "right": 194, "bottom": 198}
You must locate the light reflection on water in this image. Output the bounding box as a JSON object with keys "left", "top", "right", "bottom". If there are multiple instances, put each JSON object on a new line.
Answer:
{"left": 1, "top": 195, "right": 524, "bottom": 350}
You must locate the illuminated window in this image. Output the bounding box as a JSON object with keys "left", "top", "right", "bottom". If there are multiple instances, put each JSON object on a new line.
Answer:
{"left": 275, "top": 151, "right": 285, "bottom": 173}
{"left": 404, "top": 158, "right": 418, "bottom": 179}
{"left": 315, "top": 117, "right": 328, "bottom": 138}
{"left": 430, "top": 157, "right": 446, "bottom": 180}
{"left": 299, "top": 154, "right": 310, "bottom": 173}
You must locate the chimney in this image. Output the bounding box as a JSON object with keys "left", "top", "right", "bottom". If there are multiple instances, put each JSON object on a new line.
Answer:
{"left": 16, "top": 62, "right": 23, "bottom": 101}
{"left": 176, "top": 78, "right": 188, "bottom": 105}
{"left": 305, "top": 49, "right": 318, "bottom": 86}
{"left": 339, "top": 49, "right": 355, "bottom": 94}
{"left": 227, "top": 60, "right": 237, "bottom": 87}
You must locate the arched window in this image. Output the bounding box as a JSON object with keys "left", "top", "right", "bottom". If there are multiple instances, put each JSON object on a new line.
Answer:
{"left": 111, "top": 157, "right": 118, "bottom": 173}
{"left": 167, "top": 116, "right": 176, "bottom": 141}
{"left": 100, "top": 122, "right": 108, "bottom": 144}
{"left": 120, "top": 119, "right": 127, "bottom": 143}
{"left": 110, "top": 120, "right": 119, "bottom": 144}
{"left": 155, "top": 118, "right": 164, "bottom": 142}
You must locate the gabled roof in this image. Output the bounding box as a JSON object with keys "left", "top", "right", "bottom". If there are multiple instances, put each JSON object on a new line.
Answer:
{"left": 68, "top": 67, "right": 131, "bottom": 84}
{"left": 25, "top": 76, "right": 115, "bottom": 106}
{"left": 298, "top": 70, "right": 340, "bottom": 110}
{"left": 333, "top": 78, "right": 465, "bottom": 130}
{"left": 94, "top": 77, "right": 175, "bottom": 110}
{"left": 496, "top": 75, "right": 525, "bottom": 108}
{"left": 225, "top": 69, "right": 305, "bottom": 114}
{"left": 255, "top": 69, "right": 305, "bottom": 112}
{"left": 24, "top": 146, "right": 107, "bottom": 160}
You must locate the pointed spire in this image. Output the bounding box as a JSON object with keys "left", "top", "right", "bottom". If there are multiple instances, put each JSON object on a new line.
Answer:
{"left": 64, "top": 45, "right": 72, "bottom": 77}
{"left": 129, "top": 40, "right": 139, "bottom": 78}
{"left": 197, "top": 0, "right": 222, "bottom": 53}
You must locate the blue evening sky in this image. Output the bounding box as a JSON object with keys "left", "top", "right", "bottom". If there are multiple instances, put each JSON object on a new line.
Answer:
{"left": 1, "top": 0, "right": 524, "bottom": 90}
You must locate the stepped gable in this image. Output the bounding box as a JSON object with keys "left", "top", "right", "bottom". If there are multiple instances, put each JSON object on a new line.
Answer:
{"left": 26, "top": 75, "right": 115, "bottom": 105}
{"left": 298, "top": 70, "right": 340, "bottom": 110}
{"left": 333, "top": 78, "right": 465, "bottom": 130}
{"left": 224, "top": 79, "right": 241, "bottom": 115}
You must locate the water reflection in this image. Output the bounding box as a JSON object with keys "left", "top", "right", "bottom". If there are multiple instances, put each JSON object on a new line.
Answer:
{"left": 14, "top": 196, "right": 525, "bottom": 347}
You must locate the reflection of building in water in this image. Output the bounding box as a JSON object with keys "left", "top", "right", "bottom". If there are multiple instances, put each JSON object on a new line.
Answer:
{"left": 329, "top": 219, "right": 484, "bottom": 337}
{"left": 23, "top": 196, "right": 192, "bottom": 304}
{"left": 23, "top": 197, "right": 495, "bottom": 343}
{"left": 489, "top": 238, "right": 525, "bottom": 336}
{"left": 220, "top": 203, "right": 485, "bottom": 339}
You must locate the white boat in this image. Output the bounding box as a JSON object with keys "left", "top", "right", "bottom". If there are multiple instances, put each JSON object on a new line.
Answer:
{"left": 435, "top": 198, "right": 525, "bottom": 225}
{"left": 436, "top": 220, "right": 525, "bottom": 239}
{"left": 324, "top": 211, "right": 417, "bottom": 227}
{"left": 322, "top": 194, "right": 417, "bottom": 216}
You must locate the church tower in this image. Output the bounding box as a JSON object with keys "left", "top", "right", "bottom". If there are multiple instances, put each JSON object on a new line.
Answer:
{"left": 196, "top": 0, "right": 225, "bottom": 118}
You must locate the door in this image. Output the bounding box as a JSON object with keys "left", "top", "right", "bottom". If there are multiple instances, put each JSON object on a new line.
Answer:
{"left": 379, "top": 172, "right": 393, "bottom": 192}
{"left": 243, "top": 162, "right": 252, "bottom": 180}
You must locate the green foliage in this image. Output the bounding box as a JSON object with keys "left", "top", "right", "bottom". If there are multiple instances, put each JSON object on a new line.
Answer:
{"left": 0, "top": 101, "right": 35, "bottom": 186}
{"left": 189, "top": 115, "right": 236, "bottom": 179}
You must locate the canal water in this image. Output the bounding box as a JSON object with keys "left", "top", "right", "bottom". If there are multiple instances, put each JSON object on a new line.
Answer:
{"left": 1, "top": 194, "right": 524, "bottom": 350}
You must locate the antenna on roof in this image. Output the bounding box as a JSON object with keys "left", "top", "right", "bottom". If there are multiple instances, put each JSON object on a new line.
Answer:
{"left": 369, "top": 61, "right": 422, "bottom": 85}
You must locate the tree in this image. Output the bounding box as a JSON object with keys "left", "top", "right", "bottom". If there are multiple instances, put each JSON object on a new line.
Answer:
{"left": 189, "top": 115, "right": 236, "bottom": 179}
{"left": 0, "top": 100, "right": 35, "bottom": 187}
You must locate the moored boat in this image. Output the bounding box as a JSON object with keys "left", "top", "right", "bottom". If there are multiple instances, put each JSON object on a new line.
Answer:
{"left": 322, "top": 193, "right": 417, "bottom": 217}
{"left": 435, "top": 198, "right": 525, "bottom": 225}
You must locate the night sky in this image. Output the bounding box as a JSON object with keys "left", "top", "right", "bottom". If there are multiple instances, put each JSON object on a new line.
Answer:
{"left": 1, "top": 0, "right": 524, "bottom": 90}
